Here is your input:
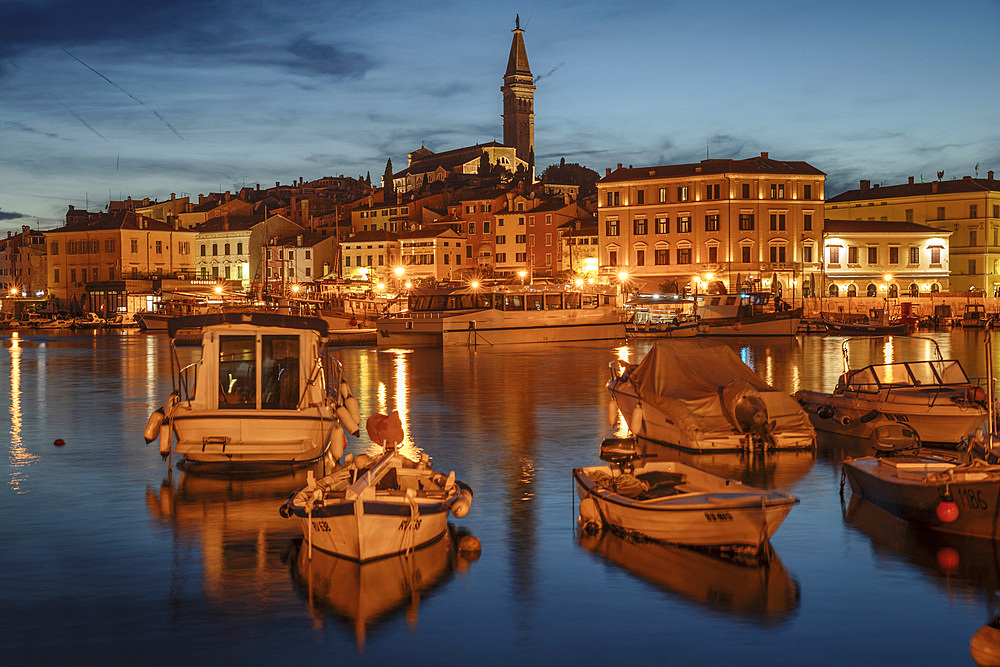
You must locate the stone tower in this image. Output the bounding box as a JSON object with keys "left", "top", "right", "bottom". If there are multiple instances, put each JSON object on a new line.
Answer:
{"left": 501, "top": 15, "right": 535, "bottom": 174}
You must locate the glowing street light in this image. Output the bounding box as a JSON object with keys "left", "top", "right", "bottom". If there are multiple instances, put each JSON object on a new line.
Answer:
{"left": 470, "top": 281, "right": 480, "bottom": 289}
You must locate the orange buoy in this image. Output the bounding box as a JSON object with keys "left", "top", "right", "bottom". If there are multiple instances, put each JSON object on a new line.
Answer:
{"left": 936, "top": 500, "right": 959, "bottom": 523}
{"left": 53, "top": 438, "right": 66, "bottom": 446}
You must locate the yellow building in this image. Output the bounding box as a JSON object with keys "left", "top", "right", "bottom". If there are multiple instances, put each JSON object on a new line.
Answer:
{"left": 826, "top": 173, "right": 1000, "bottom": 293}
{"left": 45, "top": 211, "right": 196, "bottom": 303}
{"left": 597, "top": 153, "right": 826, "bottom": 297}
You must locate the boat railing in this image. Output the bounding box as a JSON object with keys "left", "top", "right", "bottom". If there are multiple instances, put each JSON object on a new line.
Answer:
{"left": 842, "top": 335, "right": 944, "bottom": 371}
{"left": 320, "top": 351, "right": 344, "bottom": 401}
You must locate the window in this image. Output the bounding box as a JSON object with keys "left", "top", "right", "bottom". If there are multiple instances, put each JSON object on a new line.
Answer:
{"left": 515, "top": 234, "right": 526, "bottom": 244}
{"left": 484, "top": 221, "right": 491, "bottom": 234}
{"left": 707, "top": 246, "right": 718, "bottom": 263}
{"left": 518, "top": 217, "right": 525, "bottom": 226}
{"left": 970, "top": 259, "right": 977, "bottom": 274}
{"left": 218, "top": 335, "right": 257, "bottom": 410}
{"left": 769, "top": 183, "right": 785, "bottom": 199}
{"left": 803, "top": 184, "right": 812, "bottom": 199}
{"left": 889, "top": 247, "right": 899, "bottom": 264}
{"left": 529, "top": 216, "right": 535, "bottom": 227}
{"left": 605, "top": 220, "right": 620, "bottom": 236}
{"left": 803, "top": 213, "right": 812, "bottom": 231}
{"left": 804, "top": 246, "right": 813, "bottom": 263}
{"left": 636, "top": 190, "right": 645, "bottom": 205}
{"left": 656, "top": 217, "right": 669, "bottom": 234}
{"left": 50, "top": 241, "right": 59, "bottom": 255}
{"left": 677, "top": 247, "right": 692, "bottom": 264}
{"left": 848, "top": 246, "right": 858, "bottom": 264}
{"left": 704, "top": 214, "right": 719, "bottom": 232}
{"left": 677, "top": 186, "right": 689, "bottom": 202}
{"left": 829, "top": 284, "right": 839, "bottom": 297}
{"left": 155, "top": 241, "right": 162, "bottom": 254}
{"left": 224, "top": 243, "right": 230, "bottom": 255}
{"left": 127, "top": 239, "right": 137, "bottom": 253}
{"left": 769, "top": 246, "right": 786, "bottom": 262}
{"left": 741, "top": 246, "right": 751, "bottom": 263}
{"left": 910, "top": 247, "right": 920, "bottom": 264}
{"left": 545, "top": 233, "right": 552, "bottom": 246}
{"left": 608, "top": 250, "right": 617, "bottom": 266}
{"left": 497, "top": 235, "right": 507, "bottom": 245}
{"left": 655, "top": 248, "right": 670, "bottom": 265}
{"left": 867, "top": 247, "right": 878, "bottom": 264}
{"left": 496, "top": 252, "right": 507, "bottom": 263}
{"left": 606, "top": 192, "right": 620, "bottom": 206}
{"left": 212, "top": 244, "right": 218, "bottom": 256}
{"left": 705, "top": 184, "right": 720, "bottom": 200}
{"left": 71, "top": 268, "right": 76, "bottom": 283}
{"left": 769, "top": 213, "right": 786, "bottom": 231}
{"left": 498, "top": 218, "right": 505, "bottom": 227}
{"left": 937, "top": 206, "right": 946, "bottom": 220}
{"left": 739, "top": 213, "right": 754, "bottom": 230}
{"left": 971, "top": 205, "right": 978, "bottom": 218}
{"left": 633, "top": 219, "right": 648, "bottom": 235}
{"left": 200, "top": 244, "right": 206, "bottom": 256}
{"left": 994, "top": 205, "right": 1000, "bottom": 219}
{"left": 636, "top": 249, "right": 645, "bottom": 266}
{"left": 678, "top": 216, "right": 691, "bottom": 233}
{"left": 866, "top": 284, "right": 877, "bottom": 297}
{"left": 224, "top": 265, "right": 231, "bottom": 279}
{"left": 305, "top": 250, "right": 311, "bottom": 260}
{"left": 54, "top": 268, "right": 59, "bottom": 284}
{"left": 971, "top": 230, "right": 978, "bottom": 246}
{"left": 444, "top": 254, "right": 449, "bottom": 265}
{"left": 829, "top": 246, "right": 840, "bottom": 264}
{"left": 658, "top": 188, "right": 667, "bottom": 203}
{"left": 905, "top": 209, "right": 914, "bottom": 222}
{"left": 105, "top": 239, "right": 115, "bottom": 252}
{"left": 468, "top": 222, "right": 475, "bottom": 235}
{"left": 741, "top": 183, "right": 750, "bottom": 199}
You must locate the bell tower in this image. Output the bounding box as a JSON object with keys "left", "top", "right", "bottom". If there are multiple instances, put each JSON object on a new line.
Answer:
{"left": 501, "top": 15, "right": 535, "bottom": 174}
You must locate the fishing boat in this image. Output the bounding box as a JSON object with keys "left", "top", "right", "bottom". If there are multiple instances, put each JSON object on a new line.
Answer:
{"left": 793, "top": 336, "right": 990, "bottom": 446}
{"left": 623, "top": 294, "right": 699, "bottom": 339}
{"left": 279, "top": 411, "right": 474, "bottom": 562}
{"left": 607, "top": 340, "right": 815, "bottom": 452}
{"left": 961, "top": 302, "right": 989, "bottom": 328}
{"left": 822, "top": 307, "right": 910, "bottom": 335}
{"left": 573, "top": 440, "right": 798, "bottom": 556}
{"left": 375, "top": 284, "right": 625, "bottom": 347}
{"left": 143, "top": 312, "right": 361, "bottom": 469}
{"left": 697, "top": 292, "right": 800, "bottom": 336}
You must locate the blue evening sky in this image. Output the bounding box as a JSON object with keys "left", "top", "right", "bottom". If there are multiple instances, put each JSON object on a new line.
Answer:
{"left": 1, "top": 0, "right": 998, "bottom": 231}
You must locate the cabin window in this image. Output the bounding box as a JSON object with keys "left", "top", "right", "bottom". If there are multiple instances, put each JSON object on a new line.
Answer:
{"left": 262, "top": 335, "right": 300, "bottom": 410}
{"left": 218, "top": 336, "right": 257, "bottom": 409}
{"left": 545, "top": 294, "right": 563, "bottom": 309}
{"left": 526, "top": 294, "right": 544, "bottom": 311}
{"left": 504, "top": 295, "right": 524, "bottom": 311}
{"left": 564, "top": 292, "right": 582, "bottom": 309}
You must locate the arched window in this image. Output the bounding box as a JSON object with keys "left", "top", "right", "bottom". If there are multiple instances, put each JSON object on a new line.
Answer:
{"left": 888, "top": 284, "right": 898, "bottom": 298}
{"left": 931, "top": 283, "right": 941, "bottom": 293}
{"left": 866, "top": 283, "right": 877, "bottom": 297}
{"left": 829, "top": 284, "right": 839, "bottom": 297}
{"left": 802, "top": 279, "right": 812, "bottom": 298}
{"left": 909, "top": 283, "right": 919, "bottom": 297}
{"left": 848, "top": 284, "right": 858, "bottom": 297}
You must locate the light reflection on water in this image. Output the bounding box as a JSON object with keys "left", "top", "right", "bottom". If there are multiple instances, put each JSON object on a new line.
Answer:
{"left": 3, "top": 330, "right": 1000, "bottom": 664}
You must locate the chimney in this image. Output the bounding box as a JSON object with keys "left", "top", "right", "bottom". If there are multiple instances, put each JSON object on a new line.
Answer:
{"left": 617, "top": 163, "right": 622, "bottom": 170}
{"left": 908, "top": 176, "right": 914, "bottom": 184}
{"left": 256, "top": 183, "right": 260, "bottom": 191}
{"left": 605, "top": 168, "right": 611, "bottom": 177}
{"left": 225, "top": 190, "right": 231, "bottom": 202}
{"left": 276, "top": 181, "right": 281, "bottom": 188}
{"left": 932, "top": 181, "right": 939, "bottom": 193}
{"left": 299, "top": 177, "right": 304, "bottom": 186}
{"left": 860, "top": 179, "right": 871, "bottom": 192}
{"left": 170, "top": 192, "right": 175, "bottom": 200}
{"left": 297, "top": 234, "right": 303, "bottom": 247}
{"left": 760, "top": 152, "right": 769, "bottom": 159}
{"left": 990, "top": 171, "right": 995, "bottom": 180}
{"left": 564, "top": 194, "right": 571, "bottom": 205}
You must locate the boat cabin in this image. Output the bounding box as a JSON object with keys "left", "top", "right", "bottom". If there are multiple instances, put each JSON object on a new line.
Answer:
{"left": 698, "top": 292, "right": 783, "bottom": 319}
{"left": 836, "top": 359, "right": 972, "bottom": 393}
{"left": 406, "top": 287, "right": 612, "bottom": 314}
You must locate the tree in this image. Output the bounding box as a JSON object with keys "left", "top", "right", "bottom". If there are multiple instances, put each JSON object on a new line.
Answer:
{"left": 539, "top": 160, "right": 600, "bottom": 197}
{"left": 383, "top": 158, "right": 396, "bottom": 204}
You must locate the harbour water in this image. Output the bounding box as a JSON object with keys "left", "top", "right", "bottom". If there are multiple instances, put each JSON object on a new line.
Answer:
{"left": 4, "top": 329, "right": 1000, "bottom": 665}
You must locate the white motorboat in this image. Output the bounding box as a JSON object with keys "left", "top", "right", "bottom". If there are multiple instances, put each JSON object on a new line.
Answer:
{"left": 144, "top": 312, "right": 361, "bottom": 469}
{"left": 608, "top": 340, "right": 815, "bottom": 452}
{"left": 793, "top": 336, "right": 990, "bottom": 446}
{"left": 376, "top": 284, "right": 625, "bottom": 347}
{"left": 697, "top": 292, "right": 800, "bottom": 336}
{"left": 280, "top": 412, "right": 473, "bottom": 562}
{"left": 573, "top": 443, "right": 798, "bottom": 556}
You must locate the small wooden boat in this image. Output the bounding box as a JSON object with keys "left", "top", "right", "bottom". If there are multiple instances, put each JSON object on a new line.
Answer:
{"left": 821, "top": 307, "right": 910, "bottom": 335}
{"left": 573, "top": 441, "right": 798, "bottom": 556}
{"left": 280, "top": 412, "right": 473, "bottom": 562}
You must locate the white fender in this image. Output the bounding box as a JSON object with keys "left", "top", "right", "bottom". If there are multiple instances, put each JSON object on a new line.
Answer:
{"left": 339, "top": 380, "right": 352, "bottom": 401}
{"left": 345, "top": 395, "right": 361, "bottom": 426}
{"left": 629, "top": 405, "right": 644, "bottom": 434}
{"left": 158, "top": 422, "right": 172, "bottom": 458}
{"left": 607, "top": 400, "right": 618, "bottom": 427}
{"left": 329, "top": 425, "right": 347, "bottom": 460}
{"left": 336, "top": 405, "right": 360, "bottom": 436}
{"left": 144, "top": 408, "right": 165, "bottom": 444}
{"left": 451, "top": 488, "right": 473, "bottom": 518}
{"left": 579, "top": 497, "right": 602, "bottom": 533}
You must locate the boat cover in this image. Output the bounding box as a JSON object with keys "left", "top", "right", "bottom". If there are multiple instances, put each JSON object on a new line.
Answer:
{"left": 626, "top": 340, "right": 813, "bottom": 441}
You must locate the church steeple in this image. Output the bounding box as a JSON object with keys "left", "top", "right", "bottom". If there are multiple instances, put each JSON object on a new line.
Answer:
{"left": 501, "top": 15, "right": 535, "bottom": 173}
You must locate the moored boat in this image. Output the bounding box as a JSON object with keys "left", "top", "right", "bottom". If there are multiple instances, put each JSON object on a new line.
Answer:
{"left": 697, "top": 292, "right": 800, "bottom": 336}
{"left": 145, "top": 312, "right": 361, "bottom": 469}
{"left": 822, "top": 307, "right": 910, "bottom": 335}
{"left": 608, "top": 340, "right": 815, "bottom": 452}
{"left": 280, "top": 411, "right": 473, "bottom": 562}
{"left": 376, "top": 284, "right": 625, "bottom": 347}
{"left": 794, "top": 336, "right": 990, "bottom": 446}
{"left": 573, "top": 448, "right": 798, "bottom": 556}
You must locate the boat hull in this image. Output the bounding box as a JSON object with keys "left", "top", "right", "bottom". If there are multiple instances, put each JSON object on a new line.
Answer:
{"left": 844, "top": 456, "right": 1000, "bottom": 539}
{"left": 700, "top": 312, "right": 801, "bottom": 337}
{"left": 378, "top": 314, "right": 626, "bottom": 347}
{"left": 626, "top": 322, "right": 699, "bottom": 339}
{"left": 573, "top": 462, "right": 797, "bottom": 550}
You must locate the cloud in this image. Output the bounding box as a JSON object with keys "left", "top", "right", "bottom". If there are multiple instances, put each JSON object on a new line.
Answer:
{"left": 278, "top": 35, "right": 373, "bottom": 79}
{"left": 0, "top": 208, "right": 28, "bottom": 221}
{"left": 0, "top": 120, "right": 57, "bottom": 138}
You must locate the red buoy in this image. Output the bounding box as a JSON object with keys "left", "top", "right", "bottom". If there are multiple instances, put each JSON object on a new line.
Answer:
{"left": 53, "top": 438, "right": 66, "bottom": 447}
{"left": 936, "top": 500, "right": 959, "bottom": 523}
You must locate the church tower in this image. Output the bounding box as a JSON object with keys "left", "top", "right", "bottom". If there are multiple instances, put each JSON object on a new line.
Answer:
{"left": 501, "top": 15, "right": 535, "bottom": 174}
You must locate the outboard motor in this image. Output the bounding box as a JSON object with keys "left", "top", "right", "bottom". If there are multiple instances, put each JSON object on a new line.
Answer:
{"left": 870, "top": 423, "right": 920, "bottom": 456}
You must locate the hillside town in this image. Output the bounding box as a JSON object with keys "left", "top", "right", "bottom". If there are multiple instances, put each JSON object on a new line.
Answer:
{"left": 1, "top": 18, "right": 998, "bottom": 324}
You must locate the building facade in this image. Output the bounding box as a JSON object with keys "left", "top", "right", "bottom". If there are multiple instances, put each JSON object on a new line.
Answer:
{"left": 826, "top": 173, "right": 1000, "bottom": 293}
{"left": 597, "top": 153, "right": 826, "bottom": 298}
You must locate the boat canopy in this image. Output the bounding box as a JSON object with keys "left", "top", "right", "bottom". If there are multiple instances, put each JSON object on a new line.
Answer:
{"left": 841, "top": 359, "right": 971, "bottom": 392}
{"left": 626, "top": 341, "right": 813, "bottom": 440}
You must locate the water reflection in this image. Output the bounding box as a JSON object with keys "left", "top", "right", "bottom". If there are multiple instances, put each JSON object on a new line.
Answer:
{"left": 637, "top": 440, "right": 816, "bottom": 490}
{"left": 971, "top": 596, "right": 1000, "bottom": 666}
{"left": 287, "top": 528, "right": 477, "bottom": 650}
{"left": 6, "top": 333, "right": 38, "bottom": 493}
{"left": 577, "top": 530, "right": 800, "bottom": 623}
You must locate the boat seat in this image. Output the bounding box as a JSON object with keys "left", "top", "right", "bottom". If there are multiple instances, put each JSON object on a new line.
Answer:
{"left": 635, "top": 470, "right": 687, "bottom": 500}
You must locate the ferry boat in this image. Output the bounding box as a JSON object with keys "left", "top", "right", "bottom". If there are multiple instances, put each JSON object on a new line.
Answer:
{"left": 144, "top": 312, "right": 361, "bottom": 470}
{"left": 375, "top": 284, "right": 626, "bottom": 347}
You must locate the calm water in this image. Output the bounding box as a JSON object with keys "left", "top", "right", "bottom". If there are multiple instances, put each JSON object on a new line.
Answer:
{"left": 4, "top": 329, "right": 1000, "bottom": 665}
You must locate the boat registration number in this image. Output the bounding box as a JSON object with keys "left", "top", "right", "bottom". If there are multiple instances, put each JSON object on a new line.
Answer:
{"left": 311, "top": 521, "right": 331, "bottom": 532}
{"left": 704, "top": 512, "right": 734, "bottom": 522}
{"left": 398, "top": 518, "right": 422, "bottom": 531}
{"left": 884, "top": 414, "right": 910, "bottom": 423}
{"left": 955, "top": 488, "right": 989, "bottom": 511}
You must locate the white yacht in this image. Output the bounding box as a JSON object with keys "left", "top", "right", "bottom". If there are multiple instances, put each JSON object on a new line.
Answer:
{"left": 144, "top": 312, "right": 361, "bottom": 470}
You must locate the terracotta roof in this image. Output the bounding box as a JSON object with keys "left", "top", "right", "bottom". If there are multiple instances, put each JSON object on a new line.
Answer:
{"left": 828, "top": 176, "right": 1000, "bottom": 202}
{"left": 396, "top": 143, "right": 509, "bottom": 178}
{"left": 47, "top": 210, "right": 176, "bottom": 233}
{"left": 398, "top": 227, "right": 459, "bottom": 240}
{"left": 599, "top": 156, "right": 825, "bottom": 184}
{"left": 823, "top": 219, "right": 950, "bottom": 235}
{"left": 193, "top": 214, "right": 257, "bottom": 233}
{"left": 343, "top": 230, "right": 398, "bottom": 243}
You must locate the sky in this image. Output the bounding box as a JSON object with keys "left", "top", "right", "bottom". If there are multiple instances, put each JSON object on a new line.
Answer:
{"left": 1, "top": 0, "right": 998, "bottom": 232}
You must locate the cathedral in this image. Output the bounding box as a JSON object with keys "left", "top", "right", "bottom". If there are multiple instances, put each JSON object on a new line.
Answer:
{"left": 391, "top": 17, "right": 536, "bottom": 195}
